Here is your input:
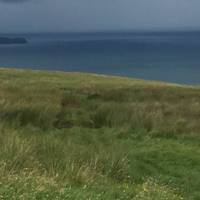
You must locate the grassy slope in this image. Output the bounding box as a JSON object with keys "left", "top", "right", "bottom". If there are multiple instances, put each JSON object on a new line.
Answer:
{"left": 0, "top": 68, "right": 200, "bottom": 199}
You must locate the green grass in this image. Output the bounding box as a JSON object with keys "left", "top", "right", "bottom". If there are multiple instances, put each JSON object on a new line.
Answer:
{"left": 0, "top": 67, "right": 200, "bottom": 199}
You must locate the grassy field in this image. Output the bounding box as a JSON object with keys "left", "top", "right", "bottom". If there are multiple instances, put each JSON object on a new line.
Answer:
{"left": 0, "top": 68, "right": 200, "bottom": 199}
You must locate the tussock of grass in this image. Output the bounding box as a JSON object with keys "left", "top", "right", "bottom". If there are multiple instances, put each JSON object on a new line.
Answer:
{"left": 135, "top": 178, "right": 184, "bottom": 200}
{"left": 0, "top": 68, "right": 200, "bottom": 199}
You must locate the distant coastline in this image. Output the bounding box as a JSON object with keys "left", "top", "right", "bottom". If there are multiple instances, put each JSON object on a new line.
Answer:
{"left": 0, "top": 37, "right": 27, "bottom": 44}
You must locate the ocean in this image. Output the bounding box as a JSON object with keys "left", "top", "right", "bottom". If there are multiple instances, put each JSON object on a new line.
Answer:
{"left": 0, "top": 31, "right": 200, "bottom": 85}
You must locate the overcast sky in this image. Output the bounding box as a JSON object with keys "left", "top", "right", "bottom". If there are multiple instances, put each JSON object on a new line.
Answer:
{"left": 0, "top": 0, "right": 200, "bottom": 33}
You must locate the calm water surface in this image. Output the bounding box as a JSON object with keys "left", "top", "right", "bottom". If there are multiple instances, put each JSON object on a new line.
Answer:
{"left": 0, "top": 32, "right": 200, "bottom": 85}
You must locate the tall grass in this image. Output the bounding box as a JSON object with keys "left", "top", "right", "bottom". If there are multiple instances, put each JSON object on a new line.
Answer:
{"left": 0, "top": 68, "right": 200, "bottom": 199}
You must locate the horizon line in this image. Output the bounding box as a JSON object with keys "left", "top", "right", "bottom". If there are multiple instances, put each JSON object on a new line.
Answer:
{"left": 1, "top": 28, "right": 200, "bottom": 35}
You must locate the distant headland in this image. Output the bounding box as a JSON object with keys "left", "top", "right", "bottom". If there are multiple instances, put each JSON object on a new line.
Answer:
{"left": 0, "top": 37, "right": 27, "bottom": 44}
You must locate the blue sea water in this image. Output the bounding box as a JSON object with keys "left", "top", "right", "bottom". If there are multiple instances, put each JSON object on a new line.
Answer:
{"left": 0, "top": 31, "right": 200, "bottom": 85}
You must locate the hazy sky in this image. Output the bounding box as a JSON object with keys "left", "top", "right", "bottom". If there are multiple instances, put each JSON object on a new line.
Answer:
{"left": 0, "top": 0, "right": 200, "bottom": 33}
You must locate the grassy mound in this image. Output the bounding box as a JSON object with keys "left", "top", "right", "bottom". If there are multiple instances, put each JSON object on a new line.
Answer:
{"left": 0, "top": 68, "right": 199, "bottom": 199}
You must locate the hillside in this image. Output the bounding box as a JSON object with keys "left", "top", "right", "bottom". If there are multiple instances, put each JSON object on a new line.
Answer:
{"left": 0, "top": 68, "right": 200, "bottom": 199}
{"left": 0, "top": 37, "right": 27, "bottom": 45}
